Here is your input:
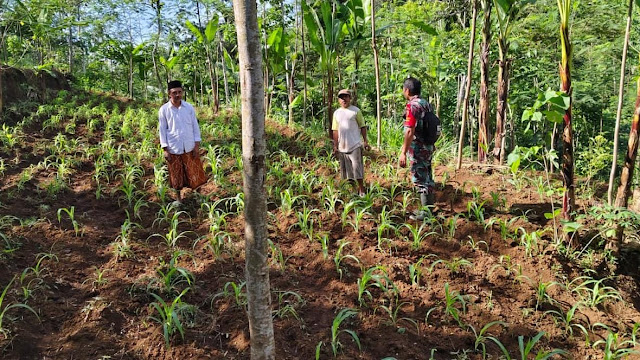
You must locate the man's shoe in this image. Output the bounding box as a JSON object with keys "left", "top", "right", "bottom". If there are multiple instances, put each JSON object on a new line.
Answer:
{"left": 409, "top": 210, "right": 428, "bottom": 221}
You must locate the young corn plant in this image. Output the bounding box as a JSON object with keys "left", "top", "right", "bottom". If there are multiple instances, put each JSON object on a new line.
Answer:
{"left": 316, "top": 233, "right": 330, "bottom": 260}
{"left": 292, "top": 206, "right": 319, "bottom": 240}
{"left": 466, "top": 200, "right": 488, "bottom": 226}
{"left": 155, "top": 251, "right": 195, "bottom": 295}
{"left": 356, "top": 266, "right": 391, "bottom": 307}
{"left": 334, "top": 240, "right": 360, "bottom": 280}
{"left": 569, "top": 276, "right": 622, "bottom": 308}
{"left": 443, "top": 257, "right": 473, "bottom": 276}
{"left": 57, "top": 206, "right": 82, "bottom": 236}
{"left": 347, "top": 204, "right": 371, "bottom": 233}
{"left": 443, "top": 283, "right": 467, "bottom": 329}
{"left": 213, "top": 281, "right": 247, "bottom": 310}
{"left": 518, "top": 227, "right": 544, "bottom": 257}
{"left": 518, "top": 276, "right": 560, "bottom": 310}
{"left": 268, "top": 240, "right": 291, "bottom": 273}
{"left": 470, "top": 320, "right": 507, "bottom": 360}
{"left": 0, "top": 276, "right": 40, "bottom": 338}
{"left": 488, "top": 331, "right": 568, "bottom": 360}
{"left": 409, "top": 257, "right": 428, "bottom": 288}
{"left": 592, "top": 326, "right": 639, "bottom": 360}
{"left": 280, "top": 188, "right": 306, "bottom": 216}
{"left": 321, "top": 184, "right": 343, "bottom": 214}
{"left": 330, "top": 308, "right": 361, "bottom": 357}
{"left": 403, "top": 222, "right": 436, "bottom": 251}
{"left": 544, "top": 302, "right": 588, "bottom": 340}
{"left": 272, "top": 290, "right": 305, "bottom": 323}
{"left": 377, "top": 206, "right": 398, "bottom": 253}
{"left": 21, "top": 252, "right": 58, "bottom": 280}
{"left": 149, "top": 287, "right": 191, "bottom": 348}
{"left": 376, "top": 293, "right": 419, "bottom": 333}
{"left": 148, "top": 210, "right": 193, "bottom": 248}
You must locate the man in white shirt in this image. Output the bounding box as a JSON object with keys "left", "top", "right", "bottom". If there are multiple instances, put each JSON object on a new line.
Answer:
{"left": 331, "top": 89, "right": 370, "bottom": 196}
{"left": 158, "top": 80, "right": 207, "bottom": 200}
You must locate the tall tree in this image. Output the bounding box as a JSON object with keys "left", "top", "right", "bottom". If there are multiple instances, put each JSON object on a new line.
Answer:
{"left": 456, "top": 0, "right": 478, "bottom": 170}
{"left": 232, "top": 0, "right": 276, "bottom": 359}
{"left": 186, "top": 16, "right": 220, "bottom": 111}
{"left": 302, "top": 0, "right": 347, "bottom": 135}
{"left": 478, "top": 0, "right": 491, "bottom": 163}
{"left": 372, "top": 0, "right": 382, "bottom": 148}
{"left": 614, "top": 54, "right": 640, "bottom": 249}
{"left": 607, "top": 0, "right": 635, "bottom": 205}
{"left": 558, "top": 0, "right": 576, "bottom": 246}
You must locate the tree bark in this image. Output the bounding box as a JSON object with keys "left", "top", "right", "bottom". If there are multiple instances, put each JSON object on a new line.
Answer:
{"left": 614, "top": 71, "right": 640, "bottom": 246}
{"left": 300, "top": 0, "right": 308, "bottom": 126}
{"left": 456, "top": 0, "right": 477, "bottom": 170}
{"left": 151, "top": 0, "right": 164, "bottom": 97}
{"left": 478, "top": 0, "right": 491, "bottom": 163}
{"left": 493, "top": 37, "right": 510, "bottom": 165}
{"left": 372, "top": 0, "right": 382, "bottom": 148}
{"left": 232, "top": 0, "right": 276, "bottom": 359}
{"left": 607, "top": 0, "right": 634, "bottom": 205}
{"left": 559, "top": 2, "right": 576, "bottom": 247}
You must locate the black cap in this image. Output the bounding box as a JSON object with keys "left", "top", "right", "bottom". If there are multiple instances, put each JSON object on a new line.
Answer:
{"left": 168, "top": 80, "right": 182, "bottom": 91}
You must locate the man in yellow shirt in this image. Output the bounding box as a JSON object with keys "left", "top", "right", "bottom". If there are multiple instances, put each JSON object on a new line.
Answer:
{"left": 331, "top": 89, "right": 370, "bottom": 196}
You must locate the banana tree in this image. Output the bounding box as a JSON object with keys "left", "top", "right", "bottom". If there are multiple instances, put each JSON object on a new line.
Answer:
{"left": 478, "top": 0, "right": 492, "bottom": 163}
{"left": 185, "top": 16, "right": 220, "bottom": 111}
{"left": 614, "top": 53, "right": 640, "bottom": 247}
{"left": 557, "top": 0, "right": 576, "bottom": 246}
{"left": 302, "top": 0, "right": 348, "bottom": 134}
{"left": 101, "top": 39, "right": 146, "bottom": 99}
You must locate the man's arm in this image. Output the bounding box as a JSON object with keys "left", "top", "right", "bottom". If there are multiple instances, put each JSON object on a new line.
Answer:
{"left": 360, "top": 126, "right": 370, "bottom": 150}
{"left": 399, "top": 127, "right": 414, "bottom": 168}
{"left": 332, "top": 130, "right": 339, "bottom": 154}
{"left": 158, "top": 107, "right": 170, "bottom": 159}
{"left": 192, "top": 106, "right": 202, "bottom": 155}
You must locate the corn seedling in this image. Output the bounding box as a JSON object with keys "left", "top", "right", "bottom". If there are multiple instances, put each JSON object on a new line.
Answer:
{"left": 57, "top": 206, "right": 82, "bottom": 236}
{"left": 348, "top": 204, "right": 371, "bottom": 233}
{"left": 321, "top": 184, "right": 343, "bottom": 214}
{"left": 470, "top": 320, "right": 507, "bottom": 360}
{"left": 443, "top": 283, "right": 467, "bottom": 328}
{"left": 316, "top": 233, "right": 330, "bottom": 260}
{"left": 466, "top": 235, "right": 489, "bottom": 252}
{"left": 377, "top": 206, "right": 398, "bottom": 253}
{"left": 403, "top": 222, "right": 436, "bottom": 251}
{"left": 21, "top": 252, "right": 58, "bottom": 279}
{"left": 214, "top": 281, "right": 247, "bottom": 309}
{"left": 489, "top": 191, "right": 507, "bottom": 210}
{"left": 149, "top": 287, "right": 191, "bottom": 348}
{"left": 334, "top": 240, "right": 360, "bottom": 280}
{"left": 592, "top": 329, "right": 639, "bottom": 360}
{"left": 518, "top": 227, "right": 544, "bottom": 257}
{"left": 376, "top": 294, "right": 418, "bottom": 333}
{"left": 268, "top": 240, "right": 291, "bottom": 272}
{"left": 409, "top": 257, "right": 427, "bottom": 287}
{"left": 279, "top": 188, "right": 306, "bottom": 216}
{"left": 545, "top": 302, "right": 588, "bottom": 339}
{"left": 357, "top": 266, "right": 391, "bottom": 306}
{"left": 292, "top": 206, "right": 319, "bottom": 240}
{"left": 518, "top": 276, "right": 560, "bottom": 310}
{"left": 87, "top": 266, "right": 110, "bottom": 290}
{"left": 340, "top": 199, "right": 361, "bottom": 229}
{"left": 330, "top": 308, "right": 361, "bottom": 357}
{"left": 443, "top": 257, "right": 473, "bottom": 276}
{"left": 466, "top": 200, "right": 487, "bottom": 226}
{"left": 273, "top": 290, "right": 305, "bottom": 323}
{"left": 155, "top": 251, "right": 194, "bottom": 294}
{"left": 148, "top": 210, "right": 193, "bottom": 248}
{"left": 569, "top": 276, "right": 622, "bottom": 308}
{"left": 0, "top": 276, "right": 40, "bottom": 338}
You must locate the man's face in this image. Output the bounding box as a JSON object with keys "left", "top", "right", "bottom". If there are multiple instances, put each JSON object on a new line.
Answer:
{"left": 169, "top": 87, "right": 183, "bottom": 106}
{"left": 402, "top": 87, "right": 410, "bottom": 100}
{"left": 338, "top": 94, "right": 351, "bottom": 108}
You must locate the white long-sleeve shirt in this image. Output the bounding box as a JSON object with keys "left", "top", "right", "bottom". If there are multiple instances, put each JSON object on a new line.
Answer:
{"left": 158, "top": 100, "right": 201, "bottom": 155}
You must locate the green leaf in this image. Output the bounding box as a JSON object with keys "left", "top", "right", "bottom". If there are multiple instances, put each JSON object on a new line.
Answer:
{"left": 407, "top": 20, "right": 438, "bottom": 35}
{"left": 543, "top": 110, "right": 564, "bottom": 124}
{"left": 205, "top": 15, "right": 219, "bottom": 43}
{"left": 507, "top": 152, "right": 521, "bottom": 174}
{"left": 544, "top": 208, "right": 561, "bottom": 219}
{"left": 185, "top": 20, "right": 203, "bottom": 43}
{"left": 560, "top": 220, "right": 581, "bottom": 233}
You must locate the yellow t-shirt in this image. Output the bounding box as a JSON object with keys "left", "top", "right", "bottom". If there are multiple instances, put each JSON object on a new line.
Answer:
{"left": 332, "top": 106, "right": 365, "bottom": 153}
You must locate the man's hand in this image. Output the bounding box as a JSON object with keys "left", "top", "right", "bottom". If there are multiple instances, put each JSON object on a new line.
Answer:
{"left": 399, "top": 153, "right": 407, "bottom": 168}
{"left": 192, "top": 145, "right": 200, "bottom": 157}
{"left": 363, "top": 142, "right": 371, "bottom": 151}
{"left": 163, "top": 149, "right": 171, "bottom": 161}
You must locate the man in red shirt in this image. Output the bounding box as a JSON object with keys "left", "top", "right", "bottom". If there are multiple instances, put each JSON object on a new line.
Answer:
{"left": 399, "top": 77, "right": 436, "bottom": 220}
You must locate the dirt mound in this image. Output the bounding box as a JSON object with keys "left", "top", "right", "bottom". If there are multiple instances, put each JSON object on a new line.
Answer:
{"left": 1, "top": 65, "right": 70, "bottom": 106}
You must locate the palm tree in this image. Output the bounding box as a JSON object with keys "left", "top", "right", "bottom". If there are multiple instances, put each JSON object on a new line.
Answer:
{"left": 232, "top": 0, "right": 276, "bottom": 358}
{"left": 557, "top": 0, "right": 576, "bottom": 247}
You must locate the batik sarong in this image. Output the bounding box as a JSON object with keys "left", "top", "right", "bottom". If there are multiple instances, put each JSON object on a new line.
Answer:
{"left": 167, "top": 151, "right": 207, "bottom": 190}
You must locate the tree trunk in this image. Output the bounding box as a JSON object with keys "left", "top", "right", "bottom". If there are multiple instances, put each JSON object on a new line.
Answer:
{"left": 300, "top": 0, "right": 308, "bottom": 126}
{"left": 614, "top": 69, "right": 640, "bottom": 247}
{"left": 129, "top": 56, "right": 134, "bottom": 99}
{"left": 559, "top": 2, "right": 576, "bottom": 247}
{"left": 478, "top": 0, "right": 491, "bottom": 163}
{"left": 608, "top": 0, "right": 634, "bottom": 205}
{"left": 68, "top": 24, "right": 73, "bottom": 74}
{"left": 221, "top": 40, "right": 230, "bottom": 104}
{"left": 493, "top": 37, "right": 510, "bottom": 164}
{"left": 151, "top": 0, "right": 164, "bottom": 97}
{"left": 372, "top": 0, "right": 382, "bottom": 148}
{"left": 232, "top": 1, "right": 276, "bottom": 359}
{"left": 456, "top": 0, "right": 477, "bottom": 170}
{"left": 326, "top": 68, "right": 334, "bottom": 138}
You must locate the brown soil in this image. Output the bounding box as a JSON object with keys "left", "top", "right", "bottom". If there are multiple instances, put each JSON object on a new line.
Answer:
{"left": 1, "top": 90, "right": 640, "bottom": 360}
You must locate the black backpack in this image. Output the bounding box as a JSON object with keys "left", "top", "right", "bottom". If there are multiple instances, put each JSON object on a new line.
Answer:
{"left": 415, "top": 102, "right": 441, "bottom": 145}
